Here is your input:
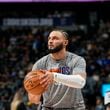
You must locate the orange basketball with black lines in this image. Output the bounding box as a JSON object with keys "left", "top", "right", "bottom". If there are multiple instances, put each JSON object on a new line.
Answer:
{"left": 24, "top": 70, "right": 46, "bottom": 95}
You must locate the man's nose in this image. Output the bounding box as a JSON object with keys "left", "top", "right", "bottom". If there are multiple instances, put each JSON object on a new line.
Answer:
{"left": 48, "top": 39, "right": 53, "bottom": 43}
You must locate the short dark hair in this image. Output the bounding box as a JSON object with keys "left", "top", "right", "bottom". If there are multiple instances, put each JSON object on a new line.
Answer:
{"left": 51, "top": 29, "right": 69, "bottom": 40}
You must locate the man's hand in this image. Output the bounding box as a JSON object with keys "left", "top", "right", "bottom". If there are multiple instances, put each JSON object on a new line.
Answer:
{"left": 39, "top": 70, "right": 54, "bottom": 89}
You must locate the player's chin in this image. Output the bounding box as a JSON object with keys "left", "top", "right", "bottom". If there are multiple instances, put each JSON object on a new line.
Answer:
{"left": 48, "top": 49, "right": 55, "bottom": 53}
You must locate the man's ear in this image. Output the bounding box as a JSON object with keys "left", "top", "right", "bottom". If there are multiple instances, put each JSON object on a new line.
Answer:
{"left": 64, "top": 40, "right": 68, "bottom": 46}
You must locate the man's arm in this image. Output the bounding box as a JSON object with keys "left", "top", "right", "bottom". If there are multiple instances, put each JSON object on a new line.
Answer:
{"left": 53, "top": 72, "right": 86, "bottom": 88}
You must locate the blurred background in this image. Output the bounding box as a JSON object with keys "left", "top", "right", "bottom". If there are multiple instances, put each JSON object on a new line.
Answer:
{"left": 0, "top": 0, "right": 110, "bottom": 110}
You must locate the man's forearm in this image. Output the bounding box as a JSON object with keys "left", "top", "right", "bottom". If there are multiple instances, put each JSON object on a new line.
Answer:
{"left": 53, "top": 73, "right": 86, "bottom": 88}
{"left": 28, "top": 93, "right": 41, "bottom": 104}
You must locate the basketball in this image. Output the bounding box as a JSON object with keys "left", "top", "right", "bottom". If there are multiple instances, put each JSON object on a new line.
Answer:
{"left": 24, "top": 70, "right": 46, "bottom": 95}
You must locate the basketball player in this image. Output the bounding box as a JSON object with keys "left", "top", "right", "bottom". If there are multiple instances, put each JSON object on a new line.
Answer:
{"left": 28, "top": 29, "right": 87, "bottom": 110}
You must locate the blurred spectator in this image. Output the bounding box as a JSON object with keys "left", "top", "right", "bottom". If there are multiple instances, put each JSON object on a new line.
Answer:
{"left": 10, "top": 88, "right": 27, "bottom": 110}
{"left": 104, "top": 91, "right": 110, "bottom": 110}
{"left": 95, "top": 96, "right": 104, "bottom": 110}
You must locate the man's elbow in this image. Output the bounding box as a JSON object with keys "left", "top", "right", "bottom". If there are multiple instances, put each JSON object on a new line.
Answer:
{"left": 77, "top": 72, "right": 86, "bottom": 88}
{"left": 79, "top": 78, "right": 86, "bottom": 88}
{"left": 76, "top": 75, "right": 86, "bottom": 89}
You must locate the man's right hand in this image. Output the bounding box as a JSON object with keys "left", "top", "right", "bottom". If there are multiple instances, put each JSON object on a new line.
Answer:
{"left": 39, "top": 70, "right": 54, "bottom": 88}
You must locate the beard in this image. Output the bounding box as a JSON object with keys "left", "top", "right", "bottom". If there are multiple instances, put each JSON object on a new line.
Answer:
{"left": 48, "top": 43, "right": 64, "bottom": 53}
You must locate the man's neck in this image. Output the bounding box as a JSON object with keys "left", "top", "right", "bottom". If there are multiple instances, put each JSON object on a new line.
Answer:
{"left": 50, "top": 50, "right": 67, "bottom": 61}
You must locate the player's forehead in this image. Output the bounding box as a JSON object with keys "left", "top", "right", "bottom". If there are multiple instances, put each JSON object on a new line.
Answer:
{"left": 49, "top": 31, "right": 64, "bottom": 38}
